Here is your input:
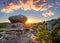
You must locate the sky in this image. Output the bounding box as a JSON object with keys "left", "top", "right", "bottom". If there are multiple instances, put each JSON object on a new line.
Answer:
{"left": 0, "top": 0, "right": 60, "bottom": 23}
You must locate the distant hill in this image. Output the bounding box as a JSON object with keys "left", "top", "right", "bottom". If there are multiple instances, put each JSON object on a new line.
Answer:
{"left": 0, "top": 17, "right": 60, "bottom": 28}
{"left": 0, "top": 22, "right": 10, "bottom": 28}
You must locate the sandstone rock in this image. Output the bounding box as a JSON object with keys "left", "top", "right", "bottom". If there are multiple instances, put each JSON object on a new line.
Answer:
{"left": 8, "top": 15, "right": 27, "bottom": 23}
{"left": 0, "top": 31, "right": 35, "bottom": 43}
{"left": 6, "top": 23, "right": 26, "bottom": 31}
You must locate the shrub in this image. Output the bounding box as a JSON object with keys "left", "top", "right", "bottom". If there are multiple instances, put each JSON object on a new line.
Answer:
{"left": 51, "top": 24, "right": 60, "bottom": 43}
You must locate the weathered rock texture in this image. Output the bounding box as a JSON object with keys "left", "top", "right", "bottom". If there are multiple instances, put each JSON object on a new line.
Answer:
{"left": 0, "top": 23, "right": 36, "bottom": 43}
{"left": 0, "top": 15, "right": 36, "bottom": 43}
{"left": 8, "top": 15, "right": 27, "bottom": 24}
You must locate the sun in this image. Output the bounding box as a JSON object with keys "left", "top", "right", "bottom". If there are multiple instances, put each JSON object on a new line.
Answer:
{"left": 25, "top": 20, "right": 34, "bottom": 23}
{"left": 25, "top": 19, "right": 35, "bottom": 27}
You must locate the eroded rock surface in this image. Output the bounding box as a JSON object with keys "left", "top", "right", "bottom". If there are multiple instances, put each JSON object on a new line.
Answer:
{"left": 0, "top": 23, "right": 36, "bottom": 43}
{"left": 8, "top": 15, "right": 27, "bottom": 23}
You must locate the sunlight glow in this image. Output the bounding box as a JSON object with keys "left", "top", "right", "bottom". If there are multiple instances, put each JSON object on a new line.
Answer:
{"left": 26, "top": 20, "right": 34, "bottom": 23}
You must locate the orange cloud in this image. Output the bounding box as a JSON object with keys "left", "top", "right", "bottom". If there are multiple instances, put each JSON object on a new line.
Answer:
{"left": 42, "top": 0, "right": 46, "bottom": 2}
{"left": 1, "top": 0, "right": 53, "bottom": 13}
{"left": 1, "top": 7, "right": 12, "bottom": 13}
{"left": 42, "top": 11, "right": 54, "bottom": 17}
{"left": 1, "top": 3, "right": 21, "bottom": 13}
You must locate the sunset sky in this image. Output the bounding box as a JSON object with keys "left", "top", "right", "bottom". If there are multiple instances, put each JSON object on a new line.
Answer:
{"left": 0, "top": 0, "right": 60, "bottom": 23}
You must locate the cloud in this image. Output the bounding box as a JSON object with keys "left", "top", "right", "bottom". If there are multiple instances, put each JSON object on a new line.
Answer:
{"left": 42, "top": 0, "right": 46, "bottom": 2}
{"left": 1, "top": 0, "right": 59, "bottom": 17}
{"left": 56, "top": 2, "right": 60, "bottom": 6}
{"left": 42, "top": 13, "right": 47, "bottom": 17}
{"left": 42, "top": 11, "right": 54, "bottom": 17}
{"left": 1, "top": 3, "right": 21, "bottom": 13}
{"left": 56, "top": 0, "right": 60, "bottom": 6}
{"left": 1, "top": 0, "right": 54, "bottom": 13}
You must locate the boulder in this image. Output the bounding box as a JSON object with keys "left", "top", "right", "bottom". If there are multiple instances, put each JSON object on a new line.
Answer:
{"left": 8, "top": 15, "right": 27, "bottom": 24}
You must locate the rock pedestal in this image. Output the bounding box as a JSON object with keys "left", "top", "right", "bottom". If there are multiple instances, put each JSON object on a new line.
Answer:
{"left": 0, "top": 15, "right": 36, "bottom": 43}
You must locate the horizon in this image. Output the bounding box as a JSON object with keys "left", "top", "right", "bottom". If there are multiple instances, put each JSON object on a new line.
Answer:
{"left": 0, "top": 0, "right": 60, "bottom": 23}
{"left": 0, "top": 17, "right": 60, "bottom": 23}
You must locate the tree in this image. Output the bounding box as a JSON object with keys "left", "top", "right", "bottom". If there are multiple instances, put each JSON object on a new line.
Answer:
{"left": 51, "top": 24, "right": 60, "bottom": 43}
{"left": 36, "top": 24, "right": 49, "bottom": 43}
{"left": 56, "top": 17, "right": 60, "bottom": 21}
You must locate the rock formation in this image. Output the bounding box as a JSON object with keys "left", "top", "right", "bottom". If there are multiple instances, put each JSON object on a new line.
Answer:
{"left": 0, "top": 15, "right": 36, "bottom": 43}
{"left": 8, "top": 15, "right": 27, "bottom": 24}
{"left": 1, "top": 23, "right": 35, "bottom": 43}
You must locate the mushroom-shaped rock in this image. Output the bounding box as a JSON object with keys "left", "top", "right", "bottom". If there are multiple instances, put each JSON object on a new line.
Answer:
{"left": 8, "top": 15, "right": 27, "bottom": 23}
